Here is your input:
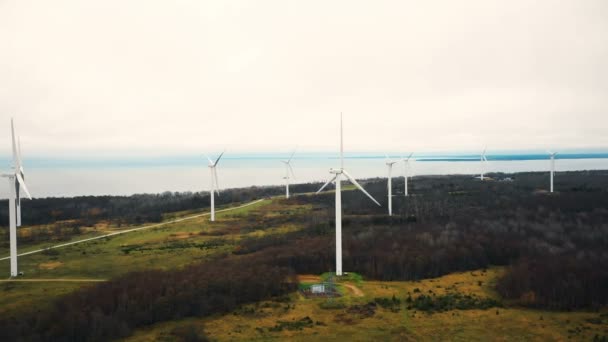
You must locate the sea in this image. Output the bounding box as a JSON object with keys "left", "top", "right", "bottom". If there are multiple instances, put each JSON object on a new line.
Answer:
{"left": 2, "top": 151, "right": 608, "bottom": 198}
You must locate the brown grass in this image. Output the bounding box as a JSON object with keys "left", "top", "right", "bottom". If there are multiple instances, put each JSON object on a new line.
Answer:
{"left": 38, "top": 261, "right": 63, "bottom": 270}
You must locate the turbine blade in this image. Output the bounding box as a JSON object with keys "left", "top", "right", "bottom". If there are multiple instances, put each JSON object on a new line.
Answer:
{"left": 287, "top": 148, "right": 297, "bottom": 163}
{"left": 342, "top": 170, "right": 381, "bottom": 206}
{"left": 288, "top": 163, "right": 296, "bottom": 180}
{"left": 316, "top": 175, "right": 338, "bottom": 193}
{"left": 213, "top": 150, "right": 225, "bottom": 166}
{"left": 203, "top": 154, "right": 213, "bottom": 165}
{"left": 407, "top": 152, "right": 414, "bottom": 161}
{"left": 16, "top": 173, "right": 31, "bottom": 200}
{"left": 11, "top": 118, "right": 20, "bottom": 171}
{"left": 340, "top": 113, "right": 344, "bottom": 169}
{"left": 17, "top": 136, "right": 24, "bottom": 174}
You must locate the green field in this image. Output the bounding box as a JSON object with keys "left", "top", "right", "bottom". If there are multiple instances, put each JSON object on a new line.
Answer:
{"left": 1, "top": 194, "right": 607, "bottom": 341}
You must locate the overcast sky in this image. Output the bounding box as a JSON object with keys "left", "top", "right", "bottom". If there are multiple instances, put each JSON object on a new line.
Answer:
{"left": 1, "top": 0, "right": 607, "bottom": 158}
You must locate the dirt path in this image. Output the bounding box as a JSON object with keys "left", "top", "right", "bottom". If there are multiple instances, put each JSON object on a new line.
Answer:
{"left": 343, "top": 283, "right": 364, "bottom": 297}
{"left": 297, "top": 275, "right": 364, "bottom": 297}
{"left": 0, "top": 278, "right": 106, "bottom": 282}
{"left": 297, "top": 275, "right": 321, "bottom": 282}
{"left": 0, "top": 199, "right": 266, "bottom": 262}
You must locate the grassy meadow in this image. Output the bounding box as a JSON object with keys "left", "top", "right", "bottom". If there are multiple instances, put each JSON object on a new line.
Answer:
{"left": 126, "top": 268, "right": 608, "bottom": 341}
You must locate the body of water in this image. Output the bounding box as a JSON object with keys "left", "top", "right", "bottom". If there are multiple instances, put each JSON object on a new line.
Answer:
{"left": 2, "top": 152, "right": 608, "bottom": 198}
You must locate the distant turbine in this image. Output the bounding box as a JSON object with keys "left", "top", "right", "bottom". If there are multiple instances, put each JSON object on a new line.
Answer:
{"left": 2, "top": 119, "right": 32, "bottom": 277}
{"left": 316, "top": 113, "right": 380, "bottom": 276}
{"left": 547, "top": 150, "right": 558, "bottom": 193}
{"left": 281, "top": 149, "right": 297, "bottom": 199}
{"left": 479, "top": 147, "right": 488, "bottom": 180}
{"left": 204, "top": 151, "right": 224, "bottom": 222}
{"left": 385, "top": 154, "right": 397, "bottom": 216}
{"left": 402, "top": 152, "right": 414, "bottom": 197}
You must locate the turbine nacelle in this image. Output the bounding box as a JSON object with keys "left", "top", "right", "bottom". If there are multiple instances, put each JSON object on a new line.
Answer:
{"left": 402, "top": 152, "right": 414, "bottom": 162}
{"left": 385, "top": 153, "right": 397, "bottom": 166}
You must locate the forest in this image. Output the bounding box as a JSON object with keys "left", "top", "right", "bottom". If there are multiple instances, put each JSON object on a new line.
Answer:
{"left": 0, "top": 183, "right": 321, "bottom": 246}
{"left": 0, "top": 183, "right": 322, "bottom": 228}
{"left": 0, "top": 258, "right": 296, "bottom": 341}
{"left": 234, "top": 170, "right": 608, "bottom": 309}
{"left": 1, "top": 170, "right": 607, "bottom": 341}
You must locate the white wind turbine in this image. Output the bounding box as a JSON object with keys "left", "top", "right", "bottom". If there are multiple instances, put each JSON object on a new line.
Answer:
{"left": 316, "top": 113, "right": 380, "bottom": 276}
{"left": 385, "top": 154, "right": 397, "bottom": 216}
{"left": 204, "top": 151, "right": 224, "bottom": 222}
{"left": 402, "top": 152, "right": 414, "bottom": 197}
{"left": 547, "top": 150, "right": 557, "bottom": 193}
{"left": 281, "top": 149, "right": 296, "bottom": 199}
{"left": 2, "top": 119, "right": 32, "bottom": 277}
{"left": 479, "top": 147, "right": 488, "bottom": 180}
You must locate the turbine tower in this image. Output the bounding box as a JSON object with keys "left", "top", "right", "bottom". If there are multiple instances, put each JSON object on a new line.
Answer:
{"left": 316, "top": 113, "right": 380, "bottom": 276}
{"left": 204, "top": 151, "right": 224, "bottom": 222}
{"left": 479, "top": 147, "right": 488, "bottom": 180}
{"left": 547, "top": 150, "right": 557, "bottom": 193}
{"left": 385, "top": 154, "right": 397, "bottom": 216}
{"left": 281, "top": 149, "right": 296, "bottom": 199}
{"left": 2, "top": 119, "right": 32, "bottom": 277}
{"left": 402, "top": 152, "right": 414, "bottom": 197}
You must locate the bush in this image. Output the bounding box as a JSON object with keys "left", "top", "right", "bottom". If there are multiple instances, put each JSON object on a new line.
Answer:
{"left": 374, "top": 296, "right": 402, "bottom": 312}
{"left": 409, "top": 293, "right": 502, "bottom": 313}
{"left": 268, "top": 317, "right": 314, "bottom": 332}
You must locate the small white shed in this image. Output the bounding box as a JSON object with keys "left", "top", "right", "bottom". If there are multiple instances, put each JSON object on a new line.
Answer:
{"left": 311, "top": 284, "right": 326, "bottom": 294}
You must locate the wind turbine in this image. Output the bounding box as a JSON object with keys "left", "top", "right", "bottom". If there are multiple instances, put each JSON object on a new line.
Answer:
{"left": 2, "top": 119, "right": 32, "bottom": 277}
{"left": 385, "top": 154, "right": 397, "bottom": 216}
{"left": 204, "top": 151, "right": 224, "bottom": 222}
{"left": 281, "top": 149, "right": 296, "bottom": 199}
{"left": 479, "top": 147, "right": 488, "bottom": 180}
{"left": 402, "top": 152, "right": 414, "bottom": 197}
{"left": 316, "top": 113, "right": 380, "bottom": 276}
{"left": 547, "top": 150, "right": 557, "bottom": 193}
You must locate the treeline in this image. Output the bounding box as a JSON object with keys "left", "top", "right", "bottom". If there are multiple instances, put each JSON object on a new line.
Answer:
{"left": 496, "top": 255, "right": 608, "bottom": 310}
{"left": 0, "top": 258, "right": 296, "bottom": 341}
{"left": 6, "top": 182, "right": 326, "bottom": 228}
{"left": 0, "top": 187, "right": 271, "bottom": 227}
